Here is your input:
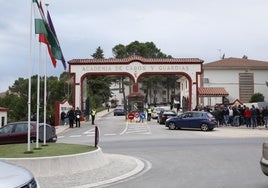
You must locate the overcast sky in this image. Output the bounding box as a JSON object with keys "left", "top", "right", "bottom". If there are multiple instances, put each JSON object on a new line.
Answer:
{"left": 1, "top": 0, "right": 268, "bottom": 92}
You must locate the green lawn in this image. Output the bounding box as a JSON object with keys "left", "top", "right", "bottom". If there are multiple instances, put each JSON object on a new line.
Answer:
{"left": 0, "top": 143, "right": 96, "bottom": 158}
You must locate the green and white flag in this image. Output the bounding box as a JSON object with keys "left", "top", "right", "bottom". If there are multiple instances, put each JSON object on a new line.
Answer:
{"left": 32, "top": 0, "right": 47, "bottom": 35}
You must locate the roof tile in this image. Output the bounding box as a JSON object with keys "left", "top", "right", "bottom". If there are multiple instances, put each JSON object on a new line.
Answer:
{"left": 198, "top": 87, "right": 229, "bottom": 96}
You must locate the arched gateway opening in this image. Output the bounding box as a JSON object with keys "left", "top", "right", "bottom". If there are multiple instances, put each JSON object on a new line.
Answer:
{"left": 68, "top": 56, "right": 203, "bottom": 111}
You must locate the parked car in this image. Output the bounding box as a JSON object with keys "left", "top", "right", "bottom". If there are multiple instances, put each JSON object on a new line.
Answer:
{"left": 0, "top": 161, "right": 40, "bottom": 188}
{"left": 0, "top": 121, "right": 57, "bottom": 145}
{"left": 157, "top": 110, "right": 177, "bottom": 124}
{"left": 114, "top": 106, "right": 126, "bottom": 116}
{"left": 260, "top": 142, "right": 268, "bottom": 176}
{"left": 152, "top": 107, "right": 165, "bottom": 119}
{"left": 165, "top": 111, "right": 217, "bottom": 131}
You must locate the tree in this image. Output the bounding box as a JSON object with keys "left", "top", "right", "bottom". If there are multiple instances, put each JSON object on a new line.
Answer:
{"left": 112, "top": 41, "right": 175, "bottom": 105}
{"left": 84, "top": 46, "right": 112, "bottom": 109}
{"left": 250, "top": 92, "right": 265, "bottom": 102}
{"left": 91, "top": 46, "right": 104, "bottom": 59}
{"left": 0, "top": 75, "right": 72, "bottom": 123}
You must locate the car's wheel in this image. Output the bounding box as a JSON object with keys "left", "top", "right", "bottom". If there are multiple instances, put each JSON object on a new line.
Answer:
{"left": 169, "top": 122, "right": 176, "bottom": 130}
{"left": 201, "top": 124, "right": 209, "bottom": 131}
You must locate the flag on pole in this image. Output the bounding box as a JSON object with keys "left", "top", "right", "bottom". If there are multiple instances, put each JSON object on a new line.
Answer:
{"left": 39, "top": 33, "right": 57, "bottom": 67}
{"left": 32, "top": 0, "right": 65, "bottom": 69}
{"left": 47, "top": 10, "right": 67, "bottom": 70}
{"left": 38, "top": 2, "right": 57, "bottom": 67}
{"left": 33, "top": 0, "right": 47, "bottom": 35}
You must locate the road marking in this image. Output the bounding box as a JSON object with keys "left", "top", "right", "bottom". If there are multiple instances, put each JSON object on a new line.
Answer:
{"left": 83, "top": 128, "right": 95, "bottom": 134}
{"left": 120, "top": 122, "right": 151, "bottom": 135}
{"left": 70, "top": 135, "right": 82, "bottom": 138}
{"left": 104, "top": 133, "right": 117, "bottom": 136}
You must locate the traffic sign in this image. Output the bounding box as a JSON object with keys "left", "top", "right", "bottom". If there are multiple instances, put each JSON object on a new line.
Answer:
{"left": 140, "top": 113, "right": 145, "bottom": 119}
{"left": 135, "top": 112, "right": 140, "bottom": 118}
{"left": 128, "top": 113, "right": 134, "bottom": 120}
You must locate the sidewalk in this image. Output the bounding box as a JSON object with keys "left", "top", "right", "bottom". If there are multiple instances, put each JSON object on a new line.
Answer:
{"left": 55, "top": 109, "right": 113, "bottom": 134}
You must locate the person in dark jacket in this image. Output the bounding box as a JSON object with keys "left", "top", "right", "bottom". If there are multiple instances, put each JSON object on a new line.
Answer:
{"left": 75, "top": 107, "right": 82, "bottom": 127}
{"left": 262, "top": 106, "right": 268, "bottom": 128}
{"left": 67, "top": 108, "right": 75, "bottom": 128}
{"left": 60, "top": 111, "right": 66, "bottom": 125}
{"left": 91, "top": 108, "right": 96, "bottom": 125}
{"left": 250, "top": 105, "right": 257, "bottom": 128}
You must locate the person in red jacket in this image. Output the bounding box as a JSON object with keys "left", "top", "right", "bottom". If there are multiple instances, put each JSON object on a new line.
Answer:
{"left": 244, "top": 107, "right": 251, "bottom": 128}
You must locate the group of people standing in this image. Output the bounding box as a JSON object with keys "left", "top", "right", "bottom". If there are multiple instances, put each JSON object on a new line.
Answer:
{"left": 210, "top": 104, "right": 268, "bottom": 128}
{"left": 61, "top": 107, "right": 97, "bottom": 128}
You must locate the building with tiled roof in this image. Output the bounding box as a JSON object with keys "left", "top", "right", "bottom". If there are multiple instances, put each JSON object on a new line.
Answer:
{"left": 200, "top": 57, "right": 268, "bottom": 106}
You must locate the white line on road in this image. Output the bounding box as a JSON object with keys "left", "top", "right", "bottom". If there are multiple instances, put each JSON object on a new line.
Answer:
{"left": 70, "top": 135, "right": 82, "bottom": 138}
{"left": 104, "top": 133, "right": 117, "bottom": 136}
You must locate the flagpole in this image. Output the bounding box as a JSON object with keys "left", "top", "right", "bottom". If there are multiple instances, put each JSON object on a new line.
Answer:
{"left": 27, "top": 0, "right": 33, "bottom": 152}
{"left": 35, "top": 43, "right": 41, "bottom": 149}
{"left": 43, "top": 48, "right": 47, "bottom": 145}
{"left": 42, "top": 54, "right": 47, "bottom": 145}
{"left": 42, "top": 2, "right": 49, "bottom": 146}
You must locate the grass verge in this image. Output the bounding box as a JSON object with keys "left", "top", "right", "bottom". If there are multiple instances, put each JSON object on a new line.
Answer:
{"left": 0, "top": 143, "right": 96, "bottom": 158}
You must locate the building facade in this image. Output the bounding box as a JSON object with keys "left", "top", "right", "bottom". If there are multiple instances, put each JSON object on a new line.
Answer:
{"left": 201, "top": 57, "right": 268, "bottom": 106}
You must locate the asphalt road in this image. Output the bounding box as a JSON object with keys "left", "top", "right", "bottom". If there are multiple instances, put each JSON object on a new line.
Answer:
{"left": 58, "top": 113, "right": 268, "bottom": 188}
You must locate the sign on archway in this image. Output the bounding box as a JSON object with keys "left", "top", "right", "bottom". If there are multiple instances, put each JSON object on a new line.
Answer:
{"left": 68, "top": 55, "right": 203, "bottom": 111}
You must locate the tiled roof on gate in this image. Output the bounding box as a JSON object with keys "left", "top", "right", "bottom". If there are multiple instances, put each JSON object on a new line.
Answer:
{"left": 68, "top": 55, "right": 204, "bottom": 64}
{"left": 203, "top": 57, "right": 268, "bottom": 70}
{"left": 198, "top": 87, "right": 229, "bottom": 97}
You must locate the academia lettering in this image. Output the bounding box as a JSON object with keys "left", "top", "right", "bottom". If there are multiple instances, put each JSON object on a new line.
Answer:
{"left": 82, "top": 65, "right": 189, "bottom": 72}
{"left": 82, "top": 66, "right": 112, "bottom": 72}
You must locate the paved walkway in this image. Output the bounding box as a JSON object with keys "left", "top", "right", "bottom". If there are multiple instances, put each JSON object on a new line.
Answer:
{"left": 37, "top": 154, "right": 145, "bottom": 188}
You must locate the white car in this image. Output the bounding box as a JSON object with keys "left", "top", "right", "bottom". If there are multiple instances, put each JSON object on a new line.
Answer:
{"left": 151, "top": 107, "right": 166, "bottom": 119}
{"left": 0, "top": 161, "right": 40, "bottom": 188}
{"left": 260, "top": 142, "right": 268, "bottom": 176}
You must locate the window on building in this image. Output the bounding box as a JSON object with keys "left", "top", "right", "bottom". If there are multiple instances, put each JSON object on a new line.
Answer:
{"left": 239, "top": 73, "right": 254, "bottom": 103}
{"left": 162, "top": 90, "right": 166, "bottom": 95}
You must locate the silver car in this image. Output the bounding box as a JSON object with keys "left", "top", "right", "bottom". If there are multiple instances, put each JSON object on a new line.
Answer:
{"left": 0, "top": 161, "right": 40, "bottom": 188}
{"left": 260, "top": 142, "right": 268, "bottom": 176}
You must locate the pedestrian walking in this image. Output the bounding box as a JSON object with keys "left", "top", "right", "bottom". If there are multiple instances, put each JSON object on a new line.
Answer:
{"left": 91, "top": 108, "right": 97, "bottom": 125}
{"left": 222, "top": 106, "right": 229, "bottom": 126}
{"left": 262, "top": 106, "right": 268, "bottom": 128}
{"left": 67, "top": 107, "right": 75, "bottom": 128}
{"left": 244, "top": 107, "right": 251, "bottom": 128}
{"left": 233, "top": 106, "right": 240, "bottom": 126}
{"left": 60, "top": 111, "right": 66, "bottom": 125}
{"left": 250, "top": 105, "right": 257, "bottom": 128}
{"left": 147, "top": 106, "right": 152, "bottom": 121}
{"left": 75, "top": 107, "right": 82, "bottom": 127}
{"left": 228, "top": 106, "right": 233, "bottom": 126}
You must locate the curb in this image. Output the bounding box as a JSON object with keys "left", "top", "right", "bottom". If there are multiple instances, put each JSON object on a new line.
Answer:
{"left": 0, "top": 147, "right": 108, "bottom": 177}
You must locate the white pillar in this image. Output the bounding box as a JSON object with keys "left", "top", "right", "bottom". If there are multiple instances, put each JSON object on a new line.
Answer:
{"left": 75, "top": 84, "right": 81, "bottom": 109}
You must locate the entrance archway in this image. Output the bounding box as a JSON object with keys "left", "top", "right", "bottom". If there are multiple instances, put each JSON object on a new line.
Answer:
{"left": 68, "top": 56, "right": 203, "bottom": 111}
